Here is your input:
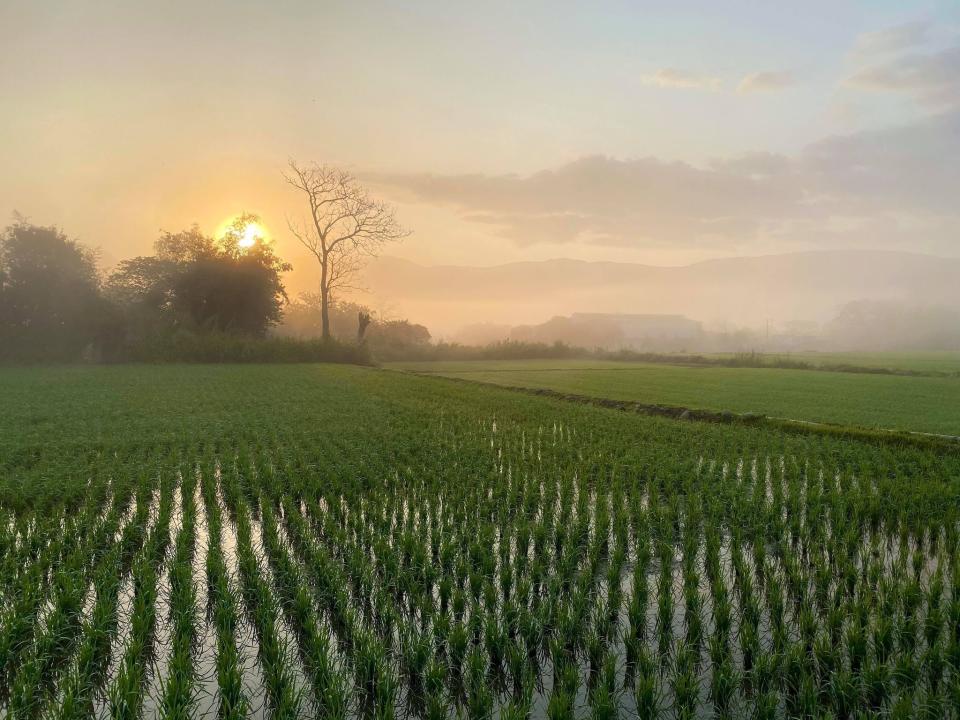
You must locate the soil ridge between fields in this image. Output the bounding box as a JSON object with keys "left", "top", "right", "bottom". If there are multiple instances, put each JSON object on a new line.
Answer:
{"left": 397, "top": 369, "right": 960, "bottom": 452}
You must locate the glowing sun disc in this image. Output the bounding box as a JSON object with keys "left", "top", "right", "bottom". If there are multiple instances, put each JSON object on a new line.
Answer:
{"left": 239, "top": 221, "right": 264, "bottom": 248}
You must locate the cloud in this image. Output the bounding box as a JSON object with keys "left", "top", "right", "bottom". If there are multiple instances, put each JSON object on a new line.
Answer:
{"left": 737, "top": 70, "right": 795, "bottom": 94}
{"left": 372, "top": 111, "right": 960, "bottom": 256}
{"left": 799, "top": 111, "right": 960, "bottom": 213}
{"left": 845, "top": 45, "right": 960, "bottom": 107}
{"left": 853, "top": 21, "right": 931, "bottom": 55}
{"left": 373, "top": 155, "right": 803, "bottom": 248}
{"left": 642, "top": 68, "right": 721, "bottom": 91}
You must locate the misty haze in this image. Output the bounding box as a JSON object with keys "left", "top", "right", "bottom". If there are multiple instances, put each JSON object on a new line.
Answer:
{"left": 354, "top": 251, "right": 960, "bottom": 352}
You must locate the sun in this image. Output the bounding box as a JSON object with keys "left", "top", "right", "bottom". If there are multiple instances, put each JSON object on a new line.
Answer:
{"left": 238, "top": 221, "right": 265, "bottom": 248}
{"left": 217, "top": 215, "right": 269, "bottom": 249}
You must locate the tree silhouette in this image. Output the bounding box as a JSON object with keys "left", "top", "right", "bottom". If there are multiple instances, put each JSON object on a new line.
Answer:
{"left": 284, "top": 161, "right": 408, "bottom": 340}
{"left": 0, "top": 218, "right": 106, "bottom": 361}
{"left": 107, "top": 215, "right": 291, "bottom": 337}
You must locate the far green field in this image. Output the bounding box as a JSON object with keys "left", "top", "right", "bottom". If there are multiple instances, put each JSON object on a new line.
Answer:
{"left": 390, "top": 359, "right": 960, "bottom": 436}
{"left": 711, "top": 350, "right": 960, "bottom": 374}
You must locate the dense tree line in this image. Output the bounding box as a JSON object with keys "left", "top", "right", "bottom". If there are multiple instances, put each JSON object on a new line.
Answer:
{"left": 1, "top": 217, "right": 346, "bottom": 363}
{"left": 0, "top": 215, "right": 436, "bottom": 364}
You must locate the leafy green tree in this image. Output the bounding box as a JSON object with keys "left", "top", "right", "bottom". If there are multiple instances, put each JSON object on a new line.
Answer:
{"left": 0, "top": 218, "right": 107, "bottom": 361}
{"left": 108, "top": 215, "right": 291, "bottom": 338}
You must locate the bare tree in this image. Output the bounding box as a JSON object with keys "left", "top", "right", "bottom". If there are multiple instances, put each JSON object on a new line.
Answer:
{"left": 283, "top": 161, "right": 409, "bottom": 340}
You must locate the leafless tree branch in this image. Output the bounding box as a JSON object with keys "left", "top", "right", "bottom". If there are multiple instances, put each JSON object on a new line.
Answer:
{"left": 284, "top": 159, "right": 409, "bottom": 339}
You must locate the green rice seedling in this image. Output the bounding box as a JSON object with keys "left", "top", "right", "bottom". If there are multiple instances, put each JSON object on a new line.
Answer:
{"left": 592, "top": 595, "right": 615, "bottom": 649}
{"left": 798, "top": 606, "right": 820, "bottom": 654}
{"left": 422, "top": 656, "right": 447, "bottom": 717}
{"left": 590, "top": 681, "right": 618, "bottom": 720}
{"left": 56, "top": 562, "right": 123, "bottom": 720}
{"left": 484, "top": 611, "right": 507, "bottom": 677}
{"left": 546, "top": 687, "right": 574, "bottom": 720}
{"left": 102, "top": 476, "right": 173, "bottom": 718}
{"left": 709, "top": 655, "right": 738, "bottom": 716}
{"left": 739, "top": 619, "right": 759, "bottom": 686}
{"left": 587, "top": 630, "right": 605, "bottom": 687}
{"left": 10, "top": 573, "right": 85, "bottom": 713}
{"left": 753, "top": 689, "right": 778, "bottom": 720}
{"left": 892, "top": 650, "right": 920, "bottom": 697}
{"left": 500, "top": 697, "right": 530, "bottom": 720}
{"left": 447, "top": 622, "right": 469, "bottom": 682}
{"left": 452, "top": 589, "right": 467, "bottom": 622}
{"left": 590, "top": 649, "right": 619, "bottom": 715}
{"left": 863, "top": 660, "right": 891, "bottom": 712}
{"left": 505, "top": 637, "right": 527, "bottom": 697}
{"left": 672, "top": 641, "right": 699, "bottom": 720}
{"left": 826, "top": 666, "right": 857, "bottom": 719}
{"left": 555, "top": 650, "right": 580, "bottom": 700}
{"left": 791, "top": 670, "right": 819, "bottom": 719}
{"left": 280, "top": 501, "right": 358, "bottom": 655}
{"left": 813, "top": 633, "right": 837, "bottom": 692}
{"left": 683, "top": 577, "right": 703, "bottom": 658}
{"left": 655, "top": 559, "right": 674, "bottom": 664}
{"left": 890, "top": 691, "right": 916, "bottom": 720}
{"left": 400, "top": 625, "right": 430, "bottom": 695}
{"left": 634, "top": 648, "right": 660, "bottom": 720}
{"left": 465, "top": 645, "right": 492, "bottom": 719}
{"left": 847, "top": 620, "right": 868, "bottom": 677}
{"left": 923, "top": 643, "right": 945, "bottom": 694}
{"left": 353, "top": 629, "right": 391, "bottom": 714}
{"left": 372, "top": 661, "right": 397, "bottom": 720}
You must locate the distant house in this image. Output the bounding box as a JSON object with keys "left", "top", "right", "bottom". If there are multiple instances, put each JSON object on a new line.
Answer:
{"left": 510, "top": 312, "right": 703, "bottom": 350}
{"left": 570, "top": 313, "right": 703, "bottom": 347}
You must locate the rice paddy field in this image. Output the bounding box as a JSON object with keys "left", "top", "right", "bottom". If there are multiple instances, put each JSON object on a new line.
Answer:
{"left": 2, "top": 364, "right": 960, "bottom": 719}
{"left": 390, "top": 360, "right": 960, "bottom": 437}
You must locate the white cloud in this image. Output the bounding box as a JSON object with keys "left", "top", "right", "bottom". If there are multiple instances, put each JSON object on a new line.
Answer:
{"left": 737, "top": 70, "right": 795, "bottom": 94}
{"left": 845, "top": 45, "right": 960, "bottom": 107}
{"left": 853, "top": 21, "right": 931, "bottom": 55}
{"left": 642, "top": 68, "right": 721, "bottom": 91}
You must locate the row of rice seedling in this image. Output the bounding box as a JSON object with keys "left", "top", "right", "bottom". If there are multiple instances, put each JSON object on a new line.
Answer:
{"left": 157, "top": 469, "right": 199, "bottom": 718}
{"left": 105, "top": 474, "right": 174, "bottom": 720}
{"left": 220, "top": 460, "right": 303, "bottom": 719}
{"left": 200, "top": 462, "right": 248, "bottom": 720}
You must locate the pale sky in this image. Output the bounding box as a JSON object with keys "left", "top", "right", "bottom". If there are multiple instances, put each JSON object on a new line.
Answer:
{"left": 2, "top": 0, "right": 959, "bottom": 297}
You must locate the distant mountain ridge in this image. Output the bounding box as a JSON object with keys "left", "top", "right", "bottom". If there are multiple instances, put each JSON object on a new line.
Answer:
{"left": 358, "top": 250, "right": 960, "bottom": 337}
